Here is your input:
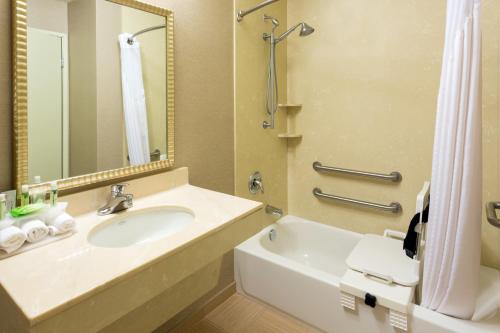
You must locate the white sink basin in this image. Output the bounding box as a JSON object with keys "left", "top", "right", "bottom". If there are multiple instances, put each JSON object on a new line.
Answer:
{"left": 88, "top": 206, "right": 195, "bottom": 248}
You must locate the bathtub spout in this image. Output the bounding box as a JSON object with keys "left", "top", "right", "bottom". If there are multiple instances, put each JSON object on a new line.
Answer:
{"left": 265, "top": 205, "right": 283, "bottom": 217}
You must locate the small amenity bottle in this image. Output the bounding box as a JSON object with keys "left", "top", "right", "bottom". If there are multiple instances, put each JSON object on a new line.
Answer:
{"left": 0, "top": 194, "right": 6, "bottom": 220}
{"left": 49, "top": 181, "right": 58, "bottom": 206}
{"left": 30, "top": 176, "right": 45, "bottom": 203}
{"left": 21, "top": 185, "right": 30, "bottom": 206}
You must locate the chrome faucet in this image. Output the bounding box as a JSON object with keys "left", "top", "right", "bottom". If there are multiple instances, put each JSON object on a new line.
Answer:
{"left": 97, "top": 184, "right": 133, "bottom": 216}
{"left": 265, "top": 205, "right": 283, "bottom": 217}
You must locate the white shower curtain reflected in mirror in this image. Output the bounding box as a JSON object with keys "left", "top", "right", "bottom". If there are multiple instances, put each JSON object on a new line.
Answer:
{"left": 118, "top": 33, "right": 151, "bottom": 166}
{"left": 422, "top": 0, "right": 482, "bottom": 320}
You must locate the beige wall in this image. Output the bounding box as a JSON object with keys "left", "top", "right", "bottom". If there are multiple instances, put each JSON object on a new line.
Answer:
{"left": 481, "top": 0, "right": 500, "bottom": 269}
{"left": 27, "top": 0, "right": 68, "bottom": 33}
{"left": 148, "top": 0, "right": 235, "bottom": 194}
{"left": 287, "top": 0, "right": 500, "bottom": 269}
{"left": 0, "top": 0, "right": 11, "bottom": 192}
{"left": 235, "top": 0, "right": 288, "bottom": 219}
{"left": 68, "top": 0, "right": 98, "bottom": 176}
{"left": 96, "top": 0, "right": 125, "bottom": 172}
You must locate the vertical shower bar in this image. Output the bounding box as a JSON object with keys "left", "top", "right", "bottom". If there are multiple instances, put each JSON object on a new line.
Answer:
{"left": 264, "top": 35, "right": 277, "bottom": 129}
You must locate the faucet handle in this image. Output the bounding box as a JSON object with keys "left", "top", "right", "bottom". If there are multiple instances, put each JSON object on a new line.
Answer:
{"left": 123, "top": 194, "right": 134, "bottom": 208}
{"left": 248, "top": 172, "right": 264, "bottom": 194}
{"left": 111, "top": 183, "right": 129, "bottom": 197}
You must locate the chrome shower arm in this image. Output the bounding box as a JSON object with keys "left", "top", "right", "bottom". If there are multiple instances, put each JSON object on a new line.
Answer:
{"left": 275, "top": 23, "right": 302, "bottom": 43}
{"left": 127, "top": 24, "right": 166, "bottom": 45}
{"left": 237, "top": 0, "right": 280, "bottom": 22}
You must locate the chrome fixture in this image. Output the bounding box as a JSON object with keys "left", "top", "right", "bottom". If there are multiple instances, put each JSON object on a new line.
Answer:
{"left": 248, "top": 172, "right": 264, "bottom": 194}
{"left": 127, "top": 148, "right": 161, "bottom": 162}
{"left": 486, "top": 202, "right": 500, "bottom": 228}
{"left": 236, "top": 0, "right": 279, "bottom": 22}
{"left": 127, "top": 25, "right": 166, "bottom": 45}
{"left": 265, "top": 204, "right": 283, "bottom": 217}
{"left": 313, "top": 188, "right": 402, "bottom": 214}
{"left": 268, "top": 228, "right": 277, "bottom": 241}
{"left": 97, "top": 184, "right": 134, "bottom": 216}
{"left": 274, "top": 22, "right": 315, "bottom": 43}
{"left": 262, "top": 16, "right": 315, "bottom": 129}
{"left": 313, "top": 161, "right": 402, "bottom": 183}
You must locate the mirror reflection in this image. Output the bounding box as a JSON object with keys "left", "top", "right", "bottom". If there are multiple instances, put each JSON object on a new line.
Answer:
{"left": 26, "top": 0, "right": 169, "bottom": 184}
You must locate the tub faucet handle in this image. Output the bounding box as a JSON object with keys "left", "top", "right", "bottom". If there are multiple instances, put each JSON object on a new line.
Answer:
{"left": 254, "top": 179, "right": 264, "bottom": 193}
{"left": 249, "top": 172, "right": 264, "bottom": 194}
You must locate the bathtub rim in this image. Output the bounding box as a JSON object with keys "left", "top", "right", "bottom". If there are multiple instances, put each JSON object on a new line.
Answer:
{"left": 236, "top": 215, "right": 363, "bottom": 287}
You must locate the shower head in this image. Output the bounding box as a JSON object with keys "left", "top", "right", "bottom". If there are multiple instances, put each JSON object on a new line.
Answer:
{"left": 276, "top": 22, "right": 315, "bottom": 43}
{"left": 299, "top": 23, "right": 315, "bottom": 36}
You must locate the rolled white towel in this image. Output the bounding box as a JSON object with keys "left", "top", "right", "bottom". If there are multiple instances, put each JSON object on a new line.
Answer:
{"left": 0, "top": 215, "right": 15, "bottom": 231}
{"left": 39, "top": 202, "right": 68, "bottom": 222}
{"left": 21, "top": 219, "right": 49, "bottom": 243}
{"left": 0, "top": 226, "right": 26, "bottom": 253}
{"left": 47, "top": 213, "right": 75, "bottom": 236}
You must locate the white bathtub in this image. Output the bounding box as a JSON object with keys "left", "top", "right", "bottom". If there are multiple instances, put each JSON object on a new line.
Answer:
{"left": 235, "top": 215, "right": 500, "bottom": 333}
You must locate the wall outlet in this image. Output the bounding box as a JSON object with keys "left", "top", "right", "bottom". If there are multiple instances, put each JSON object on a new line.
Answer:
{"left": 1, "top": 190, "right": 17, "bottom": 212}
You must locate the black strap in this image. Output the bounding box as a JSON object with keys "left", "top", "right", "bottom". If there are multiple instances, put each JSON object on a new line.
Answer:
{"left": 403, "top": 203, "right": 429, "bottom": 258}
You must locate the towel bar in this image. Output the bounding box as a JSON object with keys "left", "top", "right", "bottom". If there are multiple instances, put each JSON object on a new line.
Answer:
{"left": 313, "top": 162, "right": 402, "bottom": 183}
{"left": 313, "top": 188, "right": 402, "bottom": 214}
{"left": 486, "top": 202, "right": 500, "bottom": 228}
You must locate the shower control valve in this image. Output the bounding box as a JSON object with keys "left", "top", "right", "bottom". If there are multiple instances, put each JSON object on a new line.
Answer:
{"left": 248, "top": 171, "right": 264, "bottom": 194}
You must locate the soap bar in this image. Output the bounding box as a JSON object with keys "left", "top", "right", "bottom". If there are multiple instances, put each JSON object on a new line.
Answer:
{"left": 10, "top": 203, "right": 48, "bottom": 218}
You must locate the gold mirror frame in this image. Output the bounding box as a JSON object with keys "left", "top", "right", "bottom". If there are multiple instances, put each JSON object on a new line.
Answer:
{"left": 12, "top": 0, "right": 175, "bottom": 194}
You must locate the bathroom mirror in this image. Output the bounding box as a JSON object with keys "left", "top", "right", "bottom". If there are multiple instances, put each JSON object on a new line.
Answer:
{"left": 12, "top": 0, "right": 174, "bottom": 194}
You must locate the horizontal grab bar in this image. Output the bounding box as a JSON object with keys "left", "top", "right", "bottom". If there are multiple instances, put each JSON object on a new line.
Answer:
{"left": 127, "top": 149, "right": 161, "bottom": 162}
{"left": 486, "top": 202, "right": 500, "bottom": 228}
{"left": 313, "top": 162, "right": 402, "bottom": 183}
{"left": 313, "top": 188, "right": 402, "bottom": 214}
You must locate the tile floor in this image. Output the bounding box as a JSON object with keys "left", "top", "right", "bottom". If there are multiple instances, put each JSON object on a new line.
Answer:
{"left": 174, "top": 293, "right": 321, "bottom": 333}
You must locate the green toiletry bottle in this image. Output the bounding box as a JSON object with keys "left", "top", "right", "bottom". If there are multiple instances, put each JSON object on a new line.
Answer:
{"left": 21, "top": 184, "right": 30, "bottom": 206}
{"left": 0, "top": 194, "right": 6, "bottom": 220}
{"left": 49, "top": 181, "right": 58, "bottom": 206}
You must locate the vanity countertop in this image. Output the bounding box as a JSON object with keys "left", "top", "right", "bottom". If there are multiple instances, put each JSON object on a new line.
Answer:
{"left": 0, "top": 184, "right": 262, "bottom": 324}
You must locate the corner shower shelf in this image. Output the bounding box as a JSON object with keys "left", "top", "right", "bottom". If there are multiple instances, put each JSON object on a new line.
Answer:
{"left": 278, "top": 133, "right": 302, "bottom": 139}
{"left": 277, "top": 103, "right": 303, "bottom": 141}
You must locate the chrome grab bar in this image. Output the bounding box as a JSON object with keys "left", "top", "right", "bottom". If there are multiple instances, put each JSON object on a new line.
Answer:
{"left": 313, "top": 162, "right": 402, "bottom": 183}
{"left": 313, "top": 188, "right": 402, "bottom": 214}
{"left": 237, "top": 0, "right": 280, "bottom": 22}
{"left": 486, "top": 202, "right": 500, "bottom": 228}
{"left": 127, "top": 149, "right": 161, "bottom": 162}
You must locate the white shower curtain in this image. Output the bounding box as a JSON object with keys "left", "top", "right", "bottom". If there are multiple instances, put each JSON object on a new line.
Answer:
{"left": 422, "top": 0, "right": 482, "bottom": 319}
{"left": 118, "top": 33, "right": 151, "bottom": 166}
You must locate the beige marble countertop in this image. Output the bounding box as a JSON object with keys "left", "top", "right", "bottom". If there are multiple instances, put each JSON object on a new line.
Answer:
{"left": 0, "top": 184, "right": 262, "bottom": 324}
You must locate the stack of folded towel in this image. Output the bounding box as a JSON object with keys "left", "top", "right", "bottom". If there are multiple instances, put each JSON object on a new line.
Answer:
{"left": 20, "top": 219, "right": 49, "bottom": 243}
{"left": 0, "top": 208, "right": 76, "bottom": 255}
{"left": 0, "top": 226, "right": 26, "bottom": 253}
{"left": 47, "top": 213, "right": 75, "bottom": 236}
